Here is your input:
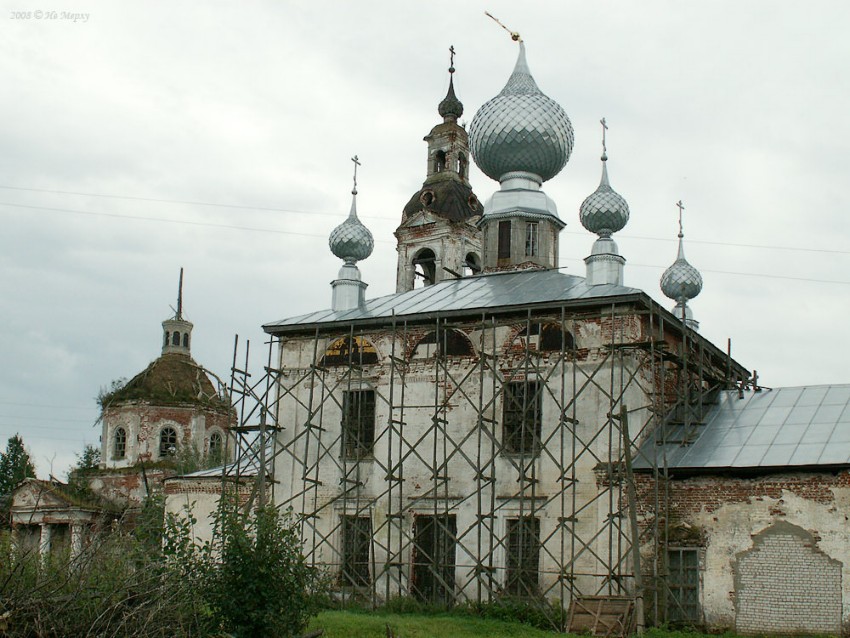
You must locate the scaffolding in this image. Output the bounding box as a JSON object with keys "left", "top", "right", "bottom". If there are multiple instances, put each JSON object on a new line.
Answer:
{"left": 227, "top": 298, "right": 745, "bottom": 630}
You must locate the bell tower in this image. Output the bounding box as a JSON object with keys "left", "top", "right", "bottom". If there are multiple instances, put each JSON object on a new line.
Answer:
{"left": 394, "top": 47, "right": 482, "bottom": 293}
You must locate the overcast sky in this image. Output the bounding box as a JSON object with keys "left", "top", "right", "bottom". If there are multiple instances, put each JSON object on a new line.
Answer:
{"left": 2, "top": 1, "right": 849, "bottom": 478}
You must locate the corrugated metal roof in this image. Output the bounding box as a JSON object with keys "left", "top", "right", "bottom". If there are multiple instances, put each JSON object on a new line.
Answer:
{"left": 264, "top": 269, "right": 643, "bottom": 332}
{"left": 635, "top": 385, "right": 850, "bottom": 471}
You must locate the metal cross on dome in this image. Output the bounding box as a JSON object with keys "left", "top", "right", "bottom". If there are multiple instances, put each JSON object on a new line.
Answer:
{"left": 600, "top": 117, "right": 608, "bottom": 155}
{"left": 449, "top": 45, "right": 455, "bottom": 74}
{"left": 351, "top": 155, "right": 360, "bottom": 195}
{"left": 676, "top": 199, "right": 685, "bottom": 238}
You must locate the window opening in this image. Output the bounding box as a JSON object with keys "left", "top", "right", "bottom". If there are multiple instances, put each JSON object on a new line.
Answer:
{"left": 667, "top": 548, "right": 700, "bottom": 624}
{"left": 320, "top": 336, "right": 378, "bottom": 367}
{"left": 412, "top": 515, "right": 457, "bottom": 604}
{"left": 340, "top": 515, "right": 372, "bottom": 587}
{"left": 458, "top": 152, "right": 468, "bottom": 178}
{"left": 525, "top": 222, "right": 539, "bottom": 257}
{"left": 434, "top": 150, "right": 447, "bottom": 173}
{"left": 412, "top": 328, "right": 474, "bottom": 359}
{"left": 159, "top": 427, "right": 177, "bottom": 457}
{"left": 502, "top": 381, "right": 542, "bottom": 454}
{"left": 412, "top": 248, "right": 437, "bottom": 287}
{"left": 505, "top": 517, "right": 541, "bottom": 597}
{"left": 172, "top": 332, "right": 180, "bottom": 346}
{"left": 209, "top": 431, "right": 223, "bottom": 458}
{"left": 517, "top": 322, "right": 575, "bottom": 352}
{"left": 498, "top": 221, "right": 511, "bottom": 260}
{"left": 182, "top": 333, "right": 189, "bottom": 348}
{"left": 463, "top": 252, "right": 481, "bottom": 277}
{"left": 113, "top": 427, "right": 126, "bottom": 459}
{"left": 342, "top": 390, "right": 376, "bottom": 458}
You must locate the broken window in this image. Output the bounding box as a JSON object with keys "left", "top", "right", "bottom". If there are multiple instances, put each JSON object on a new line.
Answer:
{"left": 667, "top": 548, "right": 700, "bottom": 624}
{"left": 209, "top": 431, "right": 223, "bottom": 458}
{"left": 517, "top": 322, "right": 576, "bottom": 352}
{"left": 502, "top": 381, "right": 542, "bottom": 454}
{"left": 412, "top": 328, "right": 474, "bottom": 359}
{"left": 342, "top": 390, "right": 376, "bottom": 458}
{"left": 339, "top": 515, "right": 372, "bottom": 587}
{"left": 113, "top": 427, "right": 126, "bottom": 459}
{"left": 505, "top": 517, "right": 541, "bottom": 597}
{"left": 320, "top": 336, "right": 379, "bottom": 367}
{"left": 525, "top": 222, "right": 539, "bottom": 257}
{"left": 434, "top": 150, "right": 447, "bottom": 173}
{"left": 498, "top": 221, "right": 511, "bottom": 260}
{"left": 159, "top": 427, "right": 177, "bottom": 457}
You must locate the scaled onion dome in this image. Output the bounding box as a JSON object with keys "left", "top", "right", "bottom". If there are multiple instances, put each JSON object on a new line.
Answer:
{"left": 580, "top": 150, "right": 630, "bottom": 237}
{"left": 469, "top": 42, "right": 574, "bottom": 183}
{"left": 329, "top": 188, "right": 374, "bottom": 263}
{"left": 438, "top": 75, "right": 463, "bottom": 121}
{"left": 661, "top": 232, "right": 703, "bottom": 302}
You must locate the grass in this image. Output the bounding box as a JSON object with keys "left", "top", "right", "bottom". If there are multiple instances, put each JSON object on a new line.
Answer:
{"left": 307, "top": 610, "right": 563, "bottom": 637}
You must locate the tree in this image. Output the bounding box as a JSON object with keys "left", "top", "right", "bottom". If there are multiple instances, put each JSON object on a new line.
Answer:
{"left": 0, "top": 434, "right": 35, "bottom": 497}
{"left": 0, "top": 434, "right": 36, "bottom": 528}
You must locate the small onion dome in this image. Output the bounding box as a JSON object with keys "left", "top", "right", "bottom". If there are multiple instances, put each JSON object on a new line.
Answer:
{"left": 438, "top": 76, "right": 463, "bottom": 122}
{"left": 469, "top": 42, "right": 574, "bottom": 183}
{"left": 580, "top": 155, "right": 630, "bottom": 237}
{"left": 329, "top": 191, "right": 374, "bottom": 263}
{"left": 661, "top": 236, "right": 703, "bottom": 302}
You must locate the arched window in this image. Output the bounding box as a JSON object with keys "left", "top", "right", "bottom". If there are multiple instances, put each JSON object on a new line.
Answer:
{"left": 164, "top": 332, "right": 169, "bottom": 348}
{"left": 113, "top": 427, "right": 126, "bottom": 460}
{"left": 434, "top": 150, "right": 446, "bottom": 173}
{"left": 516, "top": 322, "right": 575, "bottom": 353}
{"left": 182, "top": 333, "right": 189, "bottom": 348}
{"left": 320, "top": 336, "right": 379, "bottom": 367}
{"left": 463, "top": 252, "right": 481, "bottom": 276}
{"left": 159, "top": 427, "right": 177, "bottom": 457}
{"left": 412, "top": 248, "right": 436, "bottom": 288}
{"left": 412, "top": 328, "right": 474, "bottom": 359}
{"left": 172, "top": 332, "right": 180, "bottom": 346}
{"left": 209, "top": 431, "right": 223, "bottom": 458}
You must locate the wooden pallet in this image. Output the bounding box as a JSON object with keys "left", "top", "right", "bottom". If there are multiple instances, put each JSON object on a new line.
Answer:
{"left": 566, "top": 595, "right": 636, "bottom": 637}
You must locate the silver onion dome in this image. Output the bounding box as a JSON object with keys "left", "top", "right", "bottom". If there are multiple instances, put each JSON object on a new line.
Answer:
{"left": 329, "top": 190, "right": 374, "bottom": 263}
{"left": 580, "top": 154, "right": 630, "bottom": 237}
{"left": 661, "top": 235, "right": 703, "bottom": 302}
{"left": 469, "top": 42, "right": 574, "bottom": 183}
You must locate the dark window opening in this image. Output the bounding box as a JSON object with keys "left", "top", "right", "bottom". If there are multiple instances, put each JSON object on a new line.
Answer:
{"left": 182, "top": 333, "right": 189, "bottom": 348}
{"left": 412, "top": 515, "right": 457, "bottom": 604}
{"left": 342, "top": 390, "right": 376, "bottom": 458}
{"left": 667, "top": 548, "right": 700, "bottom": 624}
{"left": 498, "top": 221, "right": 512, "bottom": 260}
{"left": 463, "top": 252, "right": 481, "bottom": 276}
{"left": 113, "top": 427, "right": 126, "bottom": 460}
{"left": 164, "top": 332, "right": 169, "bottom": 348}
{"left": 159, "top": 427, "right": 177, "bottom": 457}
{"left": 458, "top": 152, "right": 468, "bottom": 179}
{"left": 171, "top": 332, "right": 180, "bottom": 346}
{"left": 525, "top": 222, "right": 539, "bottom": 257}
{"left": 340, "top": 515, "right": 372, "bottom": 587}
{"left": 320, "top": 336, "right": 379, "bottom": 367}
{"left": 434, "top": 150, "right": 447, "bottom": 173}
{"left": 413, "top": 328, "right": 474, "bottom": 358}
{"left": 518, "top": 322, "right": 575, "bottom": 352}
{"left": 503, "top": 381, "right": 542, "bottom": 454}
{"left": 209, "top": 432, "right": 223, "bottom": 458}
{"left": 505, "top": 517, "right": 541, "bottom": 597}
{"left": 413, "top": 248, "right": 437, "bottom": 287}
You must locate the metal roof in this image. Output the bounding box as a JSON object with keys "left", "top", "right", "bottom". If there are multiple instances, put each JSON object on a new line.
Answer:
{"left": 264, "top": 268, "right": 643, "bottom": 333}
{"left": 635, "top": 385, "right": 850, "bottom": 471}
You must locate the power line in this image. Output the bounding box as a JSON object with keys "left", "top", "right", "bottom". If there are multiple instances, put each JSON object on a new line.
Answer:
{"left": 3, "top": 200, "right": 849, "bottom": 285}
{"left": 2, "top": 184, "right": 848, "bottom": 256}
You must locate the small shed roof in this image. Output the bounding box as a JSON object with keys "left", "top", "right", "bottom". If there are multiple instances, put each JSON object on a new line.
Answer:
{"left": 635, "top": 385, "right": 850, "bottom": 472}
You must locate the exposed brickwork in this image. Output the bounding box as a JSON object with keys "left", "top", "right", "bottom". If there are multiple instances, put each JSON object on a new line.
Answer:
{"left": 735, "top": 522, "right": 842, "bottom": 635}
{"left": 634, "top": 471, "right": 850, "bottom": 522}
